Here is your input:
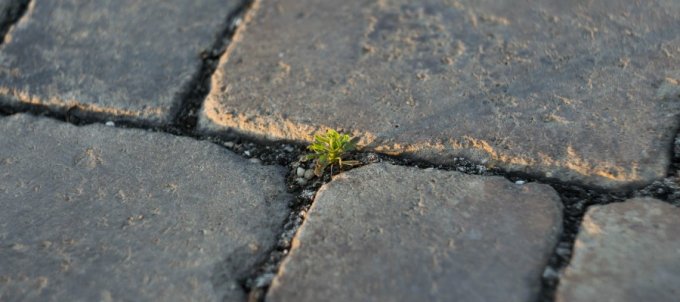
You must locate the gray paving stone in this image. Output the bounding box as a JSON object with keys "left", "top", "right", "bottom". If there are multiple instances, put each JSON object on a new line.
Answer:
{"left": 200, "top": 0, "right": 680, "bottom": 189}
{"left": 266, "top": 163, "right": 562, "bottom": 302}
{"left": 0, "top": 0, "right": 242, "bottom": 125}
{"left": 556, "top": 198, "right": 680, "bottom": 302}
{"left": 0, "top": 114, "right": 291, "bottom": 301}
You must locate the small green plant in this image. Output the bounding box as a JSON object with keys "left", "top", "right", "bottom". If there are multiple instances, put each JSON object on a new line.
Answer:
{"left": 306, "top": 129, "right": 360, "bottom": 176}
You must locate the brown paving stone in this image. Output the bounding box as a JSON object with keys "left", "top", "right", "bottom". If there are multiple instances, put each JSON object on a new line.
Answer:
{"left": 200, "top": 0, "right": 680, "bottom": 189}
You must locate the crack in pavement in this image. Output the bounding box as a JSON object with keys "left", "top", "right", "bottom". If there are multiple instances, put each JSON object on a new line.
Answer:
{"left": 0, "top": 0, "right": 679, "bottom": 300}
{"left": 2, "top": 101, "right": 680, "bottom": 302}
{"left": 0, "top": 0, "right": 31, "bottom": 44}
{"left": 171, "top": 0, "right": 256, "bottom": 132}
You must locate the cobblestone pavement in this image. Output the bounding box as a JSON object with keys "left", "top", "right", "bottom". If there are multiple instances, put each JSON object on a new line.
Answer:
{"left": 1, "top": 0, "right": 679, "bottom": 301}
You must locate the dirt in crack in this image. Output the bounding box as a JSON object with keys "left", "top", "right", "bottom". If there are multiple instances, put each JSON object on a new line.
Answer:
{"left": 0, "top": 0, "right": 31, "bottom": 44}
{"left": 0, "top": 0, "right": 677, "bottom": 300}
{"left": 234, "top": 143, "right": 680, "bottom": 302}
{"left": 3, "top": 106, "right": 680, "bottom": 302}
{"left": 171, "top": 0, "right": 255, "bottom": 132}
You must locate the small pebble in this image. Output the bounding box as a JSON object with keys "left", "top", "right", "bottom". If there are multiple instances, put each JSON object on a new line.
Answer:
{"left": 232, "top": 18, "right": 242, "bottom": 28}
{"left": 295, "top": 178, "right": 307, "bottom": 185}
{"left": 105, "top": 121, "right": 115, "bottom": 127}
{"left": 542, "top": 267, "right": 559, "bottom": 279}
{"left": 254, "top": 273, "right": 275, "bottom": 288}
{"left": 244, "top": 150, "right": 251, "bottom": 157}
{"left": 283, "top": 145, "right": 295, "bottom": 152}
{"left": 301, "top": 189, "right": 316, "bottom": 200}
{"left": 303, "top": 169, "right": 315, "bottom": 179}
{"left": 223, "top": 141, "right": 235, "bottom": 148}
{"left": 515, "top": 180, "right": 526, "bottom": 185}
{"left": 296, "top": 167, "right": 305, "bottom": 177}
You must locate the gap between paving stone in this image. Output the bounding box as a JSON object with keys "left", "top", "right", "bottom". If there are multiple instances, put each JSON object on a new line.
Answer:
{"left": 1, "top": 1, "right": 679, "bottom": 300}
{"left": 0, "top": 39, "right": 679, "bottom": 301}
{"left": 0, "top": 0, "right": 30, "bottom": 43}
{"left": 2, "top": 86, "right": 680, "bottom": 301}
{"left": 1, "top": 105, "right": 680, "bottom": 302}
{"left": 172, "top": 0, "right": 256, "bottom": 132}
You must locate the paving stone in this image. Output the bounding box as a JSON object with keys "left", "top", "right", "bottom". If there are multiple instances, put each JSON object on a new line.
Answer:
{"left": 0, "top": 114, "right": 291, "bottom": 301}
{"left": 556, "top": 198, "right": 680, "bottom": 302}
{"left": 266, "top": 163, "right": 562, "bottom": 302}
{"left": 200, "top": 0, "right": 680, "bottom": 189}
{"left": 0, "top": 0, "right": 242, "bottom": 125}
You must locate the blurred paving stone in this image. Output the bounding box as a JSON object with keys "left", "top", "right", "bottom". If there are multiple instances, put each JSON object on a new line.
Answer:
{"left": 266, "top": 163, "right": 562, "bottom": 302}
{"left": 0, "top": 114, "right": 291, "bottom": 301}
{"left": 557, "top": 198, "right": 680, "bottom": 302}
{"left": 0, "top": 0, "right": 242, "bottom": 125}
{"left": 200, "top": 0, "right": 680, "bottom": 189}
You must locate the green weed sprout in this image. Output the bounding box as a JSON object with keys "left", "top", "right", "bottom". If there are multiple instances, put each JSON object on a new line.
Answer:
{"left": 306, "top": 129, "right": 360, "bottom": 176}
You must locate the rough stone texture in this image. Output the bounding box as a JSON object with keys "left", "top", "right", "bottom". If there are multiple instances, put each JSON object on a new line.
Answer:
{"left": 557, "top": 198, "right": 680, "bottom": 302}
{"left": 0, "top": 114, "right": 291, "bottom": 301}
{"left": 0, "top": 0, "right": 242, "bottom": 125}
{"left": 200, "top": 0, "right": 680, "bottom": 189}
{"left": 267, "top": 163, "right": 562, "bottom": 302}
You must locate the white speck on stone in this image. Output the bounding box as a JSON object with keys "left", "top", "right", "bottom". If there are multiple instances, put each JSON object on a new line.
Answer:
{"left": 278, "top": 52, "right": 285, "bottom": 58}
{"left": 232, "top": 18, "right": 242, "bottom": 27}
{"left": 304, "top": 169, "right": 315, "bottom": 179}
{"left": 296, "top": 167, "right": 305, "bottom": 177}
{"left": 424, "top": 167, "right": 434, "bottom": 171}
{"left": 223, "top": 141, "right": 235, "bottom": 148}
{"left": 244, "top": 150, "right": 251, "bottom": 157}
{"left": 249, "top": 158, "right": 262, "bottom": 164}
{"left": 105, "top": 121, "right": 115, "bottom": 127}
{"left": 515, "top": 180, "right": 526, "bottom": 185}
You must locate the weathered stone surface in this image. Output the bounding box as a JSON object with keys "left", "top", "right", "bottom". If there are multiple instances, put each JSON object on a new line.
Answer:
{"left": 0, "top": 114, "right": 291, "bottom": 301}
{"left": 557, "top": 198, "right": 680, "bottom": 302}
{"left": 200, "top": 0, "right": 680, "bottom": 189}
{"left": 267, "top": 163, "right": 562, "bottom": 302}
{"left": 0, "top": 0, "right": 242, "bottom": 125}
